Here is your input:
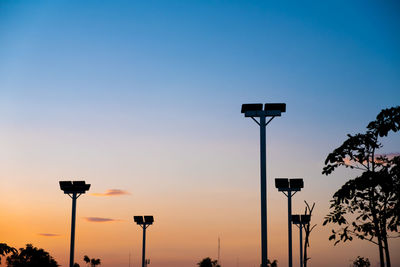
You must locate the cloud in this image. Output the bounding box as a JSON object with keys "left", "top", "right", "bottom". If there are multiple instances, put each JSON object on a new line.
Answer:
{"left": 84, "top": 217, "right": 121, "bottom": 223}
{"left": 90, "top": 189, "right": 131, "bottom": 197}
{"left": 38, "top": 233, "right": 60, "bottom": 237}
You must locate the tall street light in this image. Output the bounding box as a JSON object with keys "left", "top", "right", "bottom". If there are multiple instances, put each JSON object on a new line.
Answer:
{"left": 275, "top": 178, "right": 304, "bottom": 267}
{"left": 134, "top": 215, "right": 154, "bottom": 267}
{"left": 292, "top": 214, "right": 310, "bottom": 267}
{"left": 59, "top": 181, "right": 90, "bottom": 267}
{"left": 241, "top": 103, "right": 286, "bottom": 267}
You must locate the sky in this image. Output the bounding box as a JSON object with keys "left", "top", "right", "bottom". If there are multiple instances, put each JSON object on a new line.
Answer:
{"left": 1, "top": 0, "right": 400, "bottom": 266}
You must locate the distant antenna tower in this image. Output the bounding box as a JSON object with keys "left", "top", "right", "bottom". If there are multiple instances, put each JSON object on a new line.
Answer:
{"left": 218, "top": 236, "right": 221, "bottom": 264}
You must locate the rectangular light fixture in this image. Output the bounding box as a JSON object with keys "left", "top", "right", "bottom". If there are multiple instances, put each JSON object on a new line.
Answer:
{"left": 60, "top": 181, "right": 90, "bottom": 194}
{"left": 292, "top": 215, "right": 301, "bottom": 224}
{"left": 289, "top": 179, "right": 304, "bottom": 189}
{"left": 275, "top": 178, "right": 289, "bottom": 189}
{"left": 60, "top": 181, "right": 73, "bottom": 190}
{"left": 265, "top": 103, "right": 286, "bottom": 113}
{"left": 241, "top": 103, "right": 263, "bottom": 113}
{"left": 134, "top": 216, "right": 144, "bottom": 224}
{"left": 144, "top": 216, "right": 154, "bottom": 224}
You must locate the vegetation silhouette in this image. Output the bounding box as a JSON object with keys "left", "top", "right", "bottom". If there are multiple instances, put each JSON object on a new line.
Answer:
{"left": 0, "top": 243, "right": 17, "bottom": 264}
{"left": 322, "top": 106, "right": 400, "bottom": 267}
{"left": 84, "top": 255, "right": 90, "bottom": 266}
{"left": 266, "top": 259, "right": 278, "bottom": 267}
{"left": 303, "top": 201, "right": 316, "bottom": 267}
{"left": 353, "top": 256, "right": 371, "bottom": 267}
{"left": 197, "top": 257, "right": 220, "bottom": 267}
{"left": 258, "top": 259, "right": 278, "bottom": 267}
{"left": 6, "top": 244, "right": 59, "bottom": 267}
{"left": 83, "top": 255, "right": 101, "bottom": 267}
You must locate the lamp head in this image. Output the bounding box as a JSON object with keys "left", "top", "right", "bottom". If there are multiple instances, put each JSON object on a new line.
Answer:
{"left": 60, "top": 181, "right": 90, "bottom": 194}
{"left": 134, "top": 216, "right": 144, "bottom": 225}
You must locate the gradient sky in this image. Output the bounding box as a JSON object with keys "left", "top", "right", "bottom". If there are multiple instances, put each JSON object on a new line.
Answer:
{"left": 1, "top": 1, "right": 400, "bottom": 267}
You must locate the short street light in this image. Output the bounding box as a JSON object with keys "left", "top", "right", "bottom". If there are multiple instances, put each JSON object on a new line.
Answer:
{"left": 292, "top": 215, "right": 311, "bottom": 267}
{"left": 241, "top": 103, "right": 286, "bottom": 267}
{"left": 134, "top": 215, "right": 154, "bottom": 267}
{"left": 275, "top": 178, "right": 304, "bottom": 267}
{"left": 59, "top": 181, "right": 90, "bottom": 267}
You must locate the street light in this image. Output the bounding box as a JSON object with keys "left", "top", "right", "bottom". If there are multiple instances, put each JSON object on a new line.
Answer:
{"left": 59, "top": 180, "right": 90, "bottom": 267}
{"left": 241, "top": 102, "right": 286, "bottom": 267}
{"left": 134, "top": 215, "right": 154, "bottom": 267}
{"left": 292, "top": 214, "right": 310, "bottom": 267}
{"left": 275, "top": 178, "right": 304, "bottom": 267}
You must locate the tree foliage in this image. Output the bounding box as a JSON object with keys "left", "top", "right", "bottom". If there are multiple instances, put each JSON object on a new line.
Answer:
{"left": 6, "top": 244, "right": 59, "bottom": 267}
{"left": 267, "top": 259, "right": 278, "bottom": 267}
{"left": 83, "top": 255, "right": 101, "bottom": 267}
{"left": 90, "top": 258, "right": 101, "bottom": 267}
{"left": 197, "top": 257, "right": 220, "bottom": 267}
{"left": 84, "top": 255, "right": 90, "bottom": 265}
{"left": 322, "top": 106, "right": 400, "bottom": 267}
{"left": 353, "top": 256, "right": 370, "bottom": 267}
{"left": 0, "top": 243, "right": 17, "bottom": 264}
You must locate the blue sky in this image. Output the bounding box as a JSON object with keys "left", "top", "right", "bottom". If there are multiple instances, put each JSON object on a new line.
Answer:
{"left": 1, "top": 1, "right": 400, "bottom": 266}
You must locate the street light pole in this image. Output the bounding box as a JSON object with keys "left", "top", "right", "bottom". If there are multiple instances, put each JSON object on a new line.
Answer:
{"left": 275, "top": 178, "right": 304, "bottom": 267}
{"left": 134, "top": 216, "right": 154, "bottom": 267}
{"left": 299, "top": 223, "right": 303, "bottom": 267}
{"left": 259, "top": 113, "right": 267, "bottom": 266}
{"left": 242, "top": 103, "right": 286, "bottom": 267}
{"left": 142, "top": 224, "right": 146, "bottom": 267}
{"left": 292, "top": 215, "right": 310, "bottom": 267}
{"left": 287, "top": 189, "right": 293, "bottom": 267}
{"left": 70, "top": 192, "right": 77, "bottom": 267}
{"left": 60, "top": 181, "right": 90, "bottom": 267}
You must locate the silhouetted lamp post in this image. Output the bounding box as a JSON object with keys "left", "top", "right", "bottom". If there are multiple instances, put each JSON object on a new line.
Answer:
{"left": 134, "top": 215, "right": 154, "bottom": 267}
{"left": 292, "top": 214, "right": 310, "bottom": 267}
{"left": 275, "top": 178, "right": 304, "bottom": 267}
{"left": 241, "top": 103, "right": 286, "bottom": 267}
{"left": 59, "top": 181, "right": 90, "bottom": 267}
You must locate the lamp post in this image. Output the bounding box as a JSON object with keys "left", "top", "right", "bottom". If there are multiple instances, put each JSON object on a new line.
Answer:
{"left": 134, "top": 215, "right": 154, "bottom": 267}
{"left": 59, "top": 181, "right": 90, "bottom": 267}
{"left": 241, "top": 103, "right": 286, "bottom": 267}
{"left": 275, "top": 178, "right": 304, "bottom": 267}
{"left": 292, "top": 214, "right": 310, "bottom": 267}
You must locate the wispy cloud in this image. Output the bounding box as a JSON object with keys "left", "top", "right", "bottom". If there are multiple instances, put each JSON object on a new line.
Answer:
{"left": 84, "top": 217, "right": 121, "bottom": 223}
{"left": 90, "top": 189, "right": 131, "bottom": 197}
{"left": 38, "top": 233, "right": 61, "bottom": 237}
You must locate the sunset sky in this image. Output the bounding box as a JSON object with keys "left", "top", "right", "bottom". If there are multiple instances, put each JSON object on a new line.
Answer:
{"left": 1, "top": 1, "right": 400, "bottom": 267}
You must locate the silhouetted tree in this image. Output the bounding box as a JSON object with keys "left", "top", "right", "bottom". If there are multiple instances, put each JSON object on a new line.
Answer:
{"left": 322, "top": 106, "right": 400, "bottom": 267}
{"left": 6, "top": 244, "right": 59, "bottom": 267}
{"left": 90, "top": 258, "right": 101, "bottom": 267}
{"left": 303, "top": 201, "right": 316, "bottom": 267}
{"left": 0, "top": 243, "right": 17, "bottom": 264}
{"left": 84, "top": 255, "right": 90, "bottom": 266}
{"left": 84, "top": 255, "right": 101, "bottom": 267}
{"left": 73, "top": 263, "right": 80, "bottom": 267}
{"left": 197, "top": 257, "right": 220, "bottom": 267}
{"left": 353, "top": 256, "right": 370, "bottom": 267}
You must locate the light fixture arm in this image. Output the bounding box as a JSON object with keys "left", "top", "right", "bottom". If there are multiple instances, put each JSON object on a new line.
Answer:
{"left": 265, "top": 116, "right": 275, "bottom": 126}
